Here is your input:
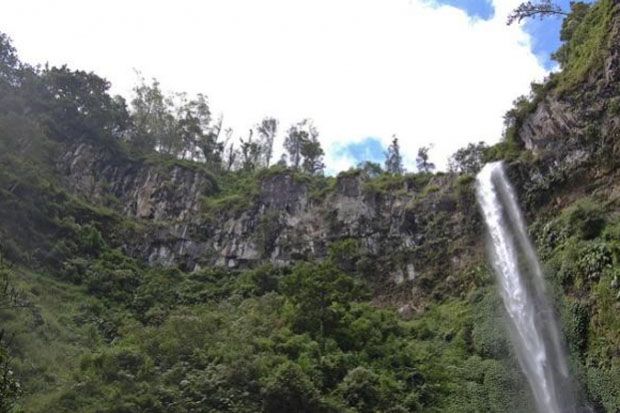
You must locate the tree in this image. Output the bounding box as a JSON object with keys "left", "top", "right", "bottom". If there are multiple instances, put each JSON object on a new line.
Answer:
{"left": 281, "top": 262, "right": 360, "bottom": 346}
{"left": 337, "top": 367, "right": 386, "bottom": 413}
{"left": 197, "top": 114, "right": 225, "bottom": 168}
{"left": 284, "top": 119, "right": 324, "bottom": 174}
{"left": 507, "top": 1, "right": 568, "bottom": 25}
{"left": 0, "top": 32, "right": 21, "bottom": 88}
{"left": 384, "top": 135, "right": 404, "bottom": 175}
{"left": 284, "top": 120, "right": 308, "bottom": 169}
{"left": 222, "top": 128, "right": 238, "bottom": 171}
{"left": 239, "top": 129, "right": 262, "bottom": 171}
{"left": 416, "top": 146, "right": 435, "bottom": 173}
{"left": 41, "top": 66, "right": 129, "bottom": 143}
{"left": 261, "top": 361, "right": 323, "bottom": 413}
{"left": 174, "top": 92, "right": 212, "bottom": 159}
{"left": 130, "top": 75, "right": 173, "bottom": 153}
{"left": 257, "top": 117, "right": 278, "bottom": 166}
{"left": 449, "top": 141, "right": 488, "bottom": 174}
{"left": 129, "top": 75, "right": 223, "bottom": 162}
{"left": 300, "top": 127, "right": 325, "bottom": 175}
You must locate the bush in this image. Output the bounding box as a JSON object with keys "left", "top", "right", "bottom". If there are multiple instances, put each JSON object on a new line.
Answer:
{"left": 261, "top": 361, "right": 323, "bottom": 413}
{"left": 82, "top": 347, "right": 152, "bottom": 383}
{"left": 564, "top": 199, "right": 605, "bottom": 240}
{"left": 78, "top": 224, "right": 107, "bottom": 255}
{"left": 328, "top": 238, "right": 361, "bottom": 274}
{"left": 84, "top": 250, "right": 142, "bottom": 303}
{"left": 337, "top": 367, "right": 386, "bottom": 413}
{"left": 587, "top": 365, "right": 620, "bottom": 412}
{"left": 576, "top": 242, "right": 612, "bottom": 281}
{"left": 470, "top": 290, "right": 511, "bottom": 359}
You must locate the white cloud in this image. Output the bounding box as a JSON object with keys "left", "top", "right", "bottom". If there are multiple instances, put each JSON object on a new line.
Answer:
{"left": 0, "top": 0, "right": 547, "bottom": 171}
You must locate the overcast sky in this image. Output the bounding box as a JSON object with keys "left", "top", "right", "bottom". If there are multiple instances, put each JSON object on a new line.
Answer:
{"left": 0, "top": 0, "right": 572, "bottom": 172}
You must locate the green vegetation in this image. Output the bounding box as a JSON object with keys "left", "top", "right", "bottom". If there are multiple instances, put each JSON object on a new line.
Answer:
{"left": 0, "top": 263, "right": 23, "bottom": 412}
{"left": 3, "top": 252, "right": 538, "bottom": 412}
{"left": 0, "top": 1, "right": 618, "bottom": 411}
{"left": 415, "top": 147, "right": 435, "bottom": 174}
{"left": 532, "top": 196, "right": 620, "bottom": 411}
{"left": 554, "top": 0, "right": 615, "bottom": 92}
{"left": 362, "top": 173, "right": 433, "bottom": 196}
{"left": 448, "top": 142, "right": 488, "bottom": 175}
{"left": 384, "top": 136, "right": 404, "bottom": 175}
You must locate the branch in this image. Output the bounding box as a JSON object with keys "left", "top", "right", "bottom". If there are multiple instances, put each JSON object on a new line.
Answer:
{"left": 507, "top": 1, "right": 569, "bottom": 25}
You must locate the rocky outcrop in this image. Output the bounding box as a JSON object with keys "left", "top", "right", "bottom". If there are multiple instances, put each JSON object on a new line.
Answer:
{"left": 56, "top": 144, "right": 481, "bottom": 294}
{"left": 59, "top": 142, "right": 217, "bottom": 221}
{"left": 506, "top": 2, "right": 620, "bottom": 217}
{"left": 137, "top": 172, "right": 479, "bottom": 287}
{"left": 519, "top": 2, "right": 620, "bottom": 159}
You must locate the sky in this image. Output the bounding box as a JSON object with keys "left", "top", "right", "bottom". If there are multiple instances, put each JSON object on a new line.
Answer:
{"left": 0, "top": 0, "right": 575, "bottom": 173}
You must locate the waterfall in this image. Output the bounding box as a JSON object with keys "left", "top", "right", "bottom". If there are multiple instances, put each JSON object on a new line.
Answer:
{"left": 475, "top": 161, "right": 581, "bottom": 413}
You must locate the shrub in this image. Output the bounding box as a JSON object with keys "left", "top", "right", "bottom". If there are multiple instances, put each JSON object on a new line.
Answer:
{"left": 587, "top": 365, "right": 620, "bottom": 412}
{"left": 78, "top": 224, "right": 107, "bottom": 255}
{"left": 337, "top": 367, "right": 385, "bottom": 413}
{"left": 328, "top": 238, "right": 361, "bottom": 274}
{"left": 261, "top": 361, "right": 323, "bottom": 413}
{"left": 471, "top": 290, "right": 511, "bottom": 359}
{"left": 564, "top": 199, "right": 605, "bottom": 240}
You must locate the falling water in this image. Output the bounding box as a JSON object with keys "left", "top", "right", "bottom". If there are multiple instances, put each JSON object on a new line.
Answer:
{"left": 476, "top": 162, "right": 581, "bottom": 413}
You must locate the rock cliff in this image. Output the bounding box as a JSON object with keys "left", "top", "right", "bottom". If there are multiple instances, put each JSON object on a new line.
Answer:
{"left": 518, "top": 0, "right": 620, "bottom": 168}
{"left": 58, "top": 143, "right": 481, "bottom": 300}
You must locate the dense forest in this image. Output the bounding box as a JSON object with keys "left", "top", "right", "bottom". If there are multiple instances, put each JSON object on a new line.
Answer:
{"left": 0, "top": 0, "right": 619, "bottom": 412}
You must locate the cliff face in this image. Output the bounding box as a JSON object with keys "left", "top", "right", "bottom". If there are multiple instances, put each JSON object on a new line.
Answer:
{"left": 493, "top": 1, "right": 620, "bottom": 224}
{"left": 518, "top": 1, "right": 620, "bottom": 168}
{"left": 58, "top": 143, "right": 481, "bottom": 298}
{"left": 59, "top": 142, "right": 216, "bottom": 221}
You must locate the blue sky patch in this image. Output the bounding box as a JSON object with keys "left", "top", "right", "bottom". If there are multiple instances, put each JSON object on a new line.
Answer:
{"left": 334, "top": 137, "right": 385, "bottom": 165}
{"left": 524, "top": 17, "right": 563, "bottom": 70}
{"left": 434, "top": 0, "right": 494, "bottom": 20}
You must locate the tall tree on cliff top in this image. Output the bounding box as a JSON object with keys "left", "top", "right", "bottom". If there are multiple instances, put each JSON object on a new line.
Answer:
{"left": 449, "top": 141, "right": 488, "bottom": 175}
{"left": 175, "top": 92, "right": 206, "bottom": 159}
{"left": 130, "top": 76, "right": 176, "bottom": 153}
{"left": 300, "top": 131, "right": 325, "bottom": 175}
{"left": 240, "top": 129, "right": 263, "bottom": 171}
{"left": 384, "top": 135, "right": 404, "bottom": 175}
{"left": 198, "top": 114, "right": 224, "bottom": 167}
{"left": 284, "top": 119, "right": 324, "bottom": 174}
{"left": 257, "top": 117, "right": 278, "bottom": 166}
{"left": 416, "top": 146, "right": 435, "bottom": 173}
{"left": 41, "top": 66, "right": 129, "bottom": 143}
{"left": 222, "top": 127, "right": 238, "bottom": 171}
{"left": 284, "top": 120, "right": 308, "bottom": 169}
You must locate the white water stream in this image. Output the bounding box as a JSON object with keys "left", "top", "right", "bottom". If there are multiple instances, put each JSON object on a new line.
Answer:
{"left": 476, "top": 162, "right": 581, "bottom": 413}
